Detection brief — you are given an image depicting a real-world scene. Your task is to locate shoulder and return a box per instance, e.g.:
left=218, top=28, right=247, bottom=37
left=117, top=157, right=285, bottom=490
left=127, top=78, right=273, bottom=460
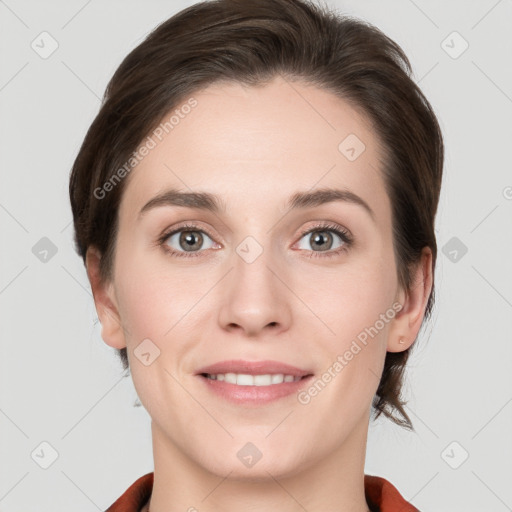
left=364, top=474, right=420, bottom=512
left=105, top=472, right=154, bottom=512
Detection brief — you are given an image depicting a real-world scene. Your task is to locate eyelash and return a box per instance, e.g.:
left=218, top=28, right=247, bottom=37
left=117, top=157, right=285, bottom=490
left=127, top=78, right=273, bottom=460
left=157, top=222, right=353, bottom=260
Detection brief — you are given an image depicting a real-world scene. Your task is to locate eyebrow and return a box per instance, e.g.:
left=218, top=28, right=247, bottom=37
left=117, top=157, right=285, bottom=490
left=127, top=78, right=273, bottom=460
left=138, top=187, right=375, bottom=221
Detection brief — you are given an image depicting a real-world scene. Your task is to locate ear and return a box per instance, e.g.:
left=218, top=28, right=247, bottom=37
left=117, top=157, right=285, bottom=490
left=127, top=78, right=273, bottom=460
left=86, top=246, right=127, bottom=350
left=387, top=246, right=433, bottom=353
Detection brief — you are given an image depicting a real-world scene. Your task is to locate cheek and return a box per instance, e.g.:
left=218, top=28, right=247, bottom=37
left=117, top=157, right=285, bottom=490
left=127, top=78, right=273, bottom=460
left=297, top=258, right=396, bottom=344
left=117, top=267, right=199, bottom=342
left=304, top=269, right=394, bottom=399
left=113, top=255, right=205, bottom=410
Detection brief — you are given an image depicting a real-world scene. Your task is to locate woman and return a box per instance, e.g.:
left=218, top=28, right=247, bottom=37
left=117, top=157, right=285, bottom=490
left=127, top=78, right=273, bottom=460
left=68, top=0, right=444, bottom=510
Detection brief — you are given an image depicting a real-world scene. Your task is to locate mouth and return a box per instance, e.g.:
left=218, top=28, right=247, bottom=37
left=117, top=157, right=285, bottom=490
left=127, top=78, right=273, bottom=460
left=199, top=372, right=311, bottom=386
left=195, top=359, right=313, bottom=379
left=195, top=360, right=314, bottom=405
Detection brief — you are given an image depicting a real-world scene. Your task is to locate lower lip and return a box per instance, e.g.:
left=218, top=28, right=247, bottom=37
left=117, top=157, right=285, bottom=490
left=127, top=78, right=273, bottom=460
left=197, top=374, right=314, bottom=405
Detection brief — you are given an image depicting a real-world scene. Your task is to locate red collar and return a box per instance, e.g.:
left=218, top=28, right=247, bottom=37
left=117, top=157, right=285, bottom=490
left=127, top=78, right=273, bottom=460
left=106, top=472, right=419, bottom=511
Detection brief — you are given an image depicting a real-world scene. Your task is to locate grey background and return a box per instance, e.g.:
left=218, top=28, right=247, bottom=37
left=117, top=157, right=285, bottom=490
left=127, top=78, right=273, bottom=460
left=1, top=0, right=511, bottom=510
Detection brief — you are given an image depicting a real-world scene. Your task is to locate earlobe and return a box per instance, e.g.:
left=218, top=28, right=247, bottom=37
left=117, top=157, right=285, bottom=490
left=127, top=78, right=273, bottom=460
left=387, top=247, right=433, bottom=353
left=85, top=246, right=127, bottom=350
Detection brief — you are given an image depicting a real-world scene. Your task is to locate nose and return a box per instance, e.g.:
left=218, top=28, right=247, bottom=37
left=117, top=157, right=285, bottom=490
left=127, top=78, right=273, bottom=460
left=217, top=242, right=292, bottom=337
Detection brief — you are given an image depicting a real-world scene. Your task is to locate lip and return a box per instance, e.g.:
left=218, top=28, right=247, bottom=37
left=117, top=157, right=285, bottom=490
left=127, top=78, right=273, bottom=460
left=195, top=359, right=314, bottom=406
left=195, top=359, right=312, bottom=377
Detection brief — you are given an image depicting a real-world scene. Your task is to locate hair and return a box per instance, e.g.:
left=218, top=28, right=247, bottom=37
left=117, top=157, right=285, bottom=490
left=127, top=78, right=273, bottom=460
left=69, top=0, right=444, bottom=430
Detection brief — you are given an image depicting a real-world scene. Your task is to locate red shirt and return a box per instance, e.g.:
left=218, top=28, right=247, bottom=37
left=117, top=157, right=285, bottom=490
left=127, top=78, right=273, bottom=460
left=105, top=472, right=420, bottom=511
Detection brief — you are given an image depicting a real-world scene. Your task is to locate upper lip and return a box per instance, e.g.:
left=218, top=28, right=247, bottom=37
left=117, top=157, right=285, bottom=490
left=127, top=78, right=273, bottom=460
left=196, top=359, right=313, bottom=377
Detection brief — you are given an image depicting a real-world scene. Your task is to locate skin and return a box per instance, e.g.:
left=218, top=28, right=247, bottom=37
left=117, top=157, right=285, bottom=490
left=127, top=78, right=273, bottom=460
left=86, top=75, right=432, bottom=512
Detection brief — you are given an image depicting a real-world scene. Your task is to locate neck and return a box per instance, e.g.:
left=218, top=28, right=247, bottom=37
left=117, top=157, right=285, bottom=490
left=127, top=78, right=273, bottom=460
left=145, top=412, right=373, bottom=512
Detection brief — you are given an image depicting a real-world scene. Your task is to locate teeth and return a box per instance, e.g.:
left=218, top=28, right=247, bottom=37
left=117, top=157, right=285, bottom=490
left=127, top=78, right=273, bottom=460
left=205, top=373, right=302, bottom=385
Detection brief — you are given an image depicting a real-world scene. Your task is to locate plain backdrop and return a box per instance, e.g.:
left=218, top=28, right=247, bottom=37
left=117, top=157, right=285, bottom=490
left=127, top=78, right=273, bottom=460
left=1, top=1, right=511, bottom=511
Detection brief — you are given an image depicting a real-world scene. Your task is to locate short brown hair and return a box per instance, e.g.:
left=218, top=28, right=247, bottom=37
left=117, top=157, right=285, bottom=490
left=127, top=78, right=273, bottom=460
left=69, top=0, right=444, bottom=430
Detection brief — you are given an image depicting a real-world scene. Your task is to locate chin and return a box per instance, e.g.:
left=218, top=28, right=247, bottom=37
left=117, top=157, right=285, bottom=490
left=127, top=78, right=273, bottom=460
left=197, top=446, right=306, bottom=482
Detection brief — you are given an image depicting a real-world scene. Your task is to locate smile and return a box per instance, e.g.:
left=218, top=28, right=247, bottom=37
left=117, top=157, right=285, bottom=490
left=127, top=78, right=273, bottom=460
left=203, top=373, right=304, bottom=385
left=198, top=373, right=314, bottom=406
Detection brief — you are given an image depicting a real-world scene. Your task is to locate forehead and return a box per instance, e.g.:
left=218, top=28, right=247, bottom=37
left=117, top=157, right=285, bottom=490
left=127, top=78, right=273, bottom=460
left=119, top=76, right=388, bottom=220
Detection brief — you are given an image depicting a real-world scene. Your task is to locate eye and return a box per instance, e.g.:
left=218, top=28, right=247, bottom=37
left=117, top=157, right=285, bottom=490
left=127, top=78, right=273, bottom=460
left=295, top=222, right=353, bottom=258
left=159, top=224, right=219, bottom=258
left=158, top=221, right=353, bottom=260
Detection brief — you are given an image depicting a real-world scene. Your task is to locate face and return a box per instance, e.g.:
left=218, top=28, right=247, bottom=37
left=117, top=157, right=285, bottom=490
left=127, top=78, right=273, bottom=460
left=92, top=76, right=420, bottom=479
